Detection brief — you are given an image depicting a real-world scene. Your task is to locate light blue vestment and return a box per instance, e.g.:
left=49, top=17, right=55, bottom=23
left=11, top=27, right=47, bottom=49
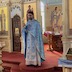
left=22, top=19, right=45, bottom=65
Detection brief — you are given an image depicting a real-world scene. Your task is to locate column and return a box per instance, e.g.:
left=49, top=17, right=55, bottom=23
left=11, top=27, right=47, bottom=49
left=0, top=49, right=3, bottom=72
left=7, top=1, right=13, bottom=52
left=0, top=42, right=5, bottom=72
left=63, top=67, right=72, bottom=72
left=62, top=0, right=70, bottom=59
left=36, top=0, right=42, bottom=25
left=61, top=0, right=72, bottom=71
left=21, top=1, right=24, bottom=54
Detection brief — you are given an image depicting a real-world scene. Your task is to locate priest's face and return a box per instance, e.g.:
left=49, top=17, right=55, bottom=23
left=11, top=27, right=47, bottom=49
left=28, top=13, right=34, bottom=20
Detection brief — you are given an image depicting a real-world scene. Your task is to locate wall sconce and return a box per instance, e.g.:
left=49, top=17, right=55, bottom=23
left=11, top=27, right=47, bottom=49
left=46, top=3, right=48, bottom=9
left=46, top=0, right=49, bottom=9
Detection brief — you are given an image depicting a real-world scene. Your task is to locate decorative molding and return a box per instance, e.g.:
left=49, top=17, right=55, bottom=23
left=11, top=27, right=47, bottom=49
left=0, top=3, right=7, bottom=7
left=24, top=0, right=36, bottom=3
left=11, top=5, right=21, bottom=18
left=0, top=0, right=23, bottom=7
left=0, top=0, right=8, bottom=7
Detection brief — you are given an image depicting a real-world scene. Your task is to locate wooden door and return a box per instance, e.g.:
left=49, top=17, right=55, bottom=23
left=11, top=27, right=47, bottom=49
left=12, top=15, right=21, bottom=52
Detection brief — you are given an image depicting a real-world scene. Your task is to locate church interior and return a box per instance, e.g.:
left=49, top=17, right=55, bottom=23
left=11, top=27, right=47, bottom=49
left=0, top=0, right=72, bottom=72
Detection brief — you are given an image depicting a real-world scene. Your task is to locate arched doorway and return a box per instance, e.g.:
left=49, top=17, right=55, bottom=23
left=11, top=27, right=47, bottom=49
left=12, top=15, right=21, bottom=52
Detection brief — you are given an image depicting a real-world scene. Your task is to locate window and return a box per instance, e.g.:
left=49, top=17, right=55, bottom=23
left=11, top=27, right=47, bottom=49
left=40, top=1, right=45, bottom=34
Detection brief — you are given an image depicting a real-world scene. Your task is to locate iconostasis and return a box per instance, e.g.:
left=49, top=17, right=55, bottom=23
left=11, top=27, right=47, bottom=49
left=0, top=7, right=8, bottom=34
left=67, top=0, right=72, bottom=35
left=45, top=5, right=62, bottom=34
left=24, top=2, right=37, bottom=23
left=69, top=0, right=72, bottom=29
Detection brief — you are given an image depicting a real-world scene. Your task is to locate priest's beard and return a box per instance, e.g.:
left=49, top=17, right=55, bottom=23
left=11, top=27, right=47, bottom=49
left=29, top=18, right=33, bottom=20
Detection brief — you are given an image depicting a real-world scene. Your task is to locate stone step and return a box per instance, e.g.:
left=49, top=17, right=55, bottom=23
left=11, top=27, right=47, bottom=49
left=2, top=51, right=24, bottom=64
left=54, top=67, right=62, bottom=72
left=2, top=62, right=20, bottom=72
left=11, top=66, right=21, bottom=72
left=3, top=60, right=20, bottom=65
